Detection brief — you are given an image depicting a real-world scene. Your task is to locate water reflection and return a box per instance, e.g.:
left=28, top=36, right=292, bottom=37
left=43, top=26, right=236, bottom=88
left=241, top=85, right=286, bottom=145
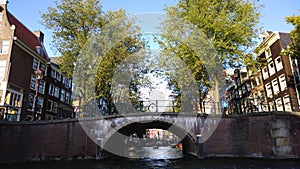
left=2, top=147, right=300, bottom=169
left=126, top=146, right=183, bottom=159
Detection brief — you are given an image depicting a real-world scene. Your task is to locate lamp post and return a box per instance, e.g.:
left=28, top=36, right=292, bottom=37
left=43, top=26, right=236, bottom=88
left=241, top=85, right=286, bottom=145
left=32, top=68, right=43, bottom=121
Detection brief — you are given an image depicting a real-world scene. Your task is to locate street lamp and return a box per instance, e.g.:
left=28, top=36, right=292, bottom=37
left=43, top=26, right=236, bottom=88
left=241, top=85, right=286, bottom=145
left=32, top=68, right=43, bottom=121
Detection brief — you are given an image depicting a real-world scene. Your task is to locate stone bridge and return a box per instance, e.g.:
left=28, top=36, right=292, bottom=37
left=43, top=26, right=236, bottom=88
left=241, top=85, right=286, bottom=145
left=0, top=112, right=300, bottom=163
left=78, top=112, right=220, bottom=157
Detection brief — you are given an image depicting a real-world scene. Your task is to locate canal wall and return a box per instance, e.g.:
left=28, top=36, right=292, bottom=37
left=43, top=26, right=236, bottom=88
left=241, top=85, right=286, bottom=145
left=0, top=120, right=96, bottom=163
left=198, top=112, right=300, bottom=159
left=0, top=112, right=299, bottom=163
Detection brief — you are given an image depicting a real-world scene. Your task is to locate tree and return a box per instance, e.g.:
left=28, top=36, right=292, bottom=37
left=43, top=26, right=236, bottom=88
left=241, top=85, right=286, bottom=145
left=41, top=0, right=107, bottom=78
left=42, top=0, right=146, bottom=115
left=157, top=0, right=261, bottom=112
left=285, top=14, right=300, bottom=59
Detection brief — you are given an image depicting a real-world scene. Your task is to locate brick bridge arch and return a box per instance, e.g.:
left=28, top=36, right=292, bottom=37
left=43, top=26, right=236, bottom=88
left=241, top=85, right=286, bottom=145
left=78, top=113, right=218, bottom=156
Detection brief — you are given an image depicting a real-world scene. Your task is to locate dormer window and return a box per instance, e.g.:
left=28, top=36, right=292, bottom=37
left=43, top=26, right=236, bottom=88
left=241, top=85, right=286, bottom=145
left=265, top=48, right=272, bottom=58
left=36, top=46, right=43, bottom=56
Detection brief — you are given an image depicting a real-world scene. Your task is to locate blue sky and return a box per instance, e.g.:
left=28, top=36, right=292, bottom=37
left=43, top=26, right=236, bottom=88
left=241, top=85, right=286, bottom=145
left=7, top=0, right=300, bottom=57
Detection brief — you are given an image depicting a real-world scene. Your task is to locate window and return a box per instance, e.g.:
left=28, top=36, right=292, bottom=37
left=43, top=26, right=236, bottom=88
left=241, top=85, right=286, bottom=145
left=56, top=72, right=61, bottom=81
left=47, top=100, right=53, bottom=111
left=279, top=74, right=287, bottom=91
left=30, top=75, right=36, bottom=90
left=276, top=98, right=283, bottom=111
left=265, top=83, right=272, bottom=98
left=54, top=86, right=59, bottom=98
left=32, top=58, right=39, bottom=70
left=269, top=101, right=275, bottom=111
left=283, top=95, right=292, bottom=112
left=256, top=77, right=260, bottom=86
left=5, top=90, right=22, bottom=107
left=41, top=64, right=46, bottom=75
left=60, top=89, right=65, bottom=102
left=53, top=102, right=58, bottom=113
left=275, top=56, right=283, bottom=71
left=272, top=78, right=279, bottom=95
left=0, top=40, right=10, bottom=54
left=0, top=13, right=3, bottom=22
left=37, top=97, right=43, bottom=113
left=265, top=48, right=272, bottom=58
left=48, top=84, right=54, bottom=95
left=65, top=92, right=70, bottom=104
left=268, top=61, right=275, bottom=76
left=62, top=76, right=67, bottom=85
left=28, top=93, right=35, bottom=111
left=51, top=69, right=56, bottom=78
left=36, top=46, right=43, bottom=56
left=262, top=67, right=269, bottom=80
left=38, top=80, right=45, bottom=94
left=68, top=79, right=72, bottom=88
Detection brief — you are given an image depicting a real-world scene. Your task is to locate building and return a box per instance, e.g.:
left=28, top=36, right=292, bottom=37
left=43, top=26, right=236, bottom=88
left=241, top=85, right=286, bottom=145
left=257, top=31, right=297, bottom=112
left=226, top=68, right=266, bottom=114
left=0, top=1, right=73, bottom=121
left=227, top=31, right=298, bottom=114
left=44, top=57, right=73, bottom=120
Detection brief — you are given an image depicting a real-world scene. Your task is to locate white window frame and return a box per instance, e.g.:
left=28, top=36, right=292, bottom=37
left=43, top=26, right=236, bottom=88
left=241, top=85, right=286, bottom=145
left=275, top=56, right=283, bottom=71
left=60, top=89, right=65, bottom=102
left=48, top=84, right=54, bottom=96
left=276, top=98, right=283, bottom=111
left=28, top=93, right=35, bottom=111
left=65, top=92, right=70, bottom=104
left=54, top=86, right=60, bottom=98
left=32, top=58, right=39, bottom=70
left=38, top=80, right=45, bottom=94
left=268, top=61, right=275, bottom=76
left=265, top=83, right=272, bottom=98
left=56, top=72, right=61, bottom=81
left=30, top=75, right=37, bottom=90
left=283, top=95, right=292, bottom=112
left=279, top=74, right=287, bottom=91
left=0, top=40, right=10, bottom=54
left=262, top=67, right=269, bottom=80
left=265, top=48, right=272, bottom=58
left=272, top=78, right=279, bottom=95
left=51, top=69, right=56, bottom=78
left=37, top=97, right=44, bottom=113
left=53, top=102, right=58, bottom=113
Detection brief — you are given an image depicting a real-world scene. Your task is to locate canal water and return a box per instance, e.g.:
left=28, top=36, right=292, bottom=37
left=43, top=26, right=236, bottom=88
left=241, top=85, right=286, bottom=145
left=3, top=147, right=300, bottom=169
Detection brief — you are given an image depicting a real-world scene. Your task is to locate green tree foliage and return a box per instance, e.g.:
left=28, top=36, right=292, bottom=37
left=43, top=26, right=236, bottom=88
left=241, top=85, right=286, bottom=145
left=285, top=14, right=300, bottom=59
left=158, top=0, right=261, bottom=108
left=172, top=0, right=261, bottom=67
left=42, top=0, right=146, bottom=115
left=41, top=0, right=107, bottom=78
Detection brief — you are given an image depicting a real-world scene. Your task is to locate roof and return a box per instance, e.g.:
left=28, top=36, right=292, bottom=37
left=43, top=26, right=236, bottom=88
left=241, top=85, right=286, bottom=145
left=279, top=32, right=291, bottom=49
left=6, top=12, right=50, bottom=62
left=50, top=56, right=60, bottom=65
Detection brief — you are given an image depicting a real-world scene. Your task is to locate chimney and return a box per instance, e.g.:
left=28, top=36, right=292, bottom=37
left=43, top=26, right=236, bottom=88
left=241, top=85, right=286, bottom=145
left=34, top=30, right=44, bottom=43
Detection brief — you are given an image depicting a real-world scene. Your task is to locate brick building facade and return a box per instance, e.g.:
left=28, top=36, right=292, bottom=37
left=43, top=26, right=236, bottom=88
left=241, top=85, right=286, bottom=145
left=0, top=1, right=73, bottom=121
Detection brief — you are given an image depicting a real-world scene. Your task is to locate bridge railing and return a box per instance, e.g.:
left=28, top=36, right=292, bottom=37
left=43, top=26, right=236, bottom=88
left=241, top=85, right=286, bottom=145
left=79, top=99, right=226, bottom=117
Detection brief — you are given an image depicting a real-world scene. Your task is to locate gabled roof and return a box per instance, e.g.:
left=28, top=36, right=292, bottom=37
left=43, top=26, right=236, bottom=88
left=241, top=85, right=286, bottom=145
left=279, top=32, right=291, bottom=49
left=6, top=11, right=50, bottom=62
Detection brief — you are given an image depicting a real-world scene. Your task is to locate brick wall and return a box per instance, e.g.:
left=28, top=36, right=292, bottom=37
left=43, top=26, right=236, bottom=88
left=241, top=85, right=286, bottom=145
left=0, top=113, right=299, bottom=163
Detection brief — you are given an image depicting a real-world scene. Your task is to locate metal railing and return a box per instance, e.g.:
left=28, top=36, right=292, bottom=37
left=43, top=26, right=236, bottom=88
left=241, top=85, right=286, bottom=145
left=225, top=96, right=299, bottom=115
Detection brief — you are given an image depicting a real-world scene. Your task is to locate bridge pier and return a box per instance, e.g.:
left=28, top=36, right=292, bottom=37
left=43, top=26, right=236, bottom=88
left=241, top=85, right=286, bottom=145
left=196, top=135, right=204, bottom=159
left=96, top=138, right=103, bottom=160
